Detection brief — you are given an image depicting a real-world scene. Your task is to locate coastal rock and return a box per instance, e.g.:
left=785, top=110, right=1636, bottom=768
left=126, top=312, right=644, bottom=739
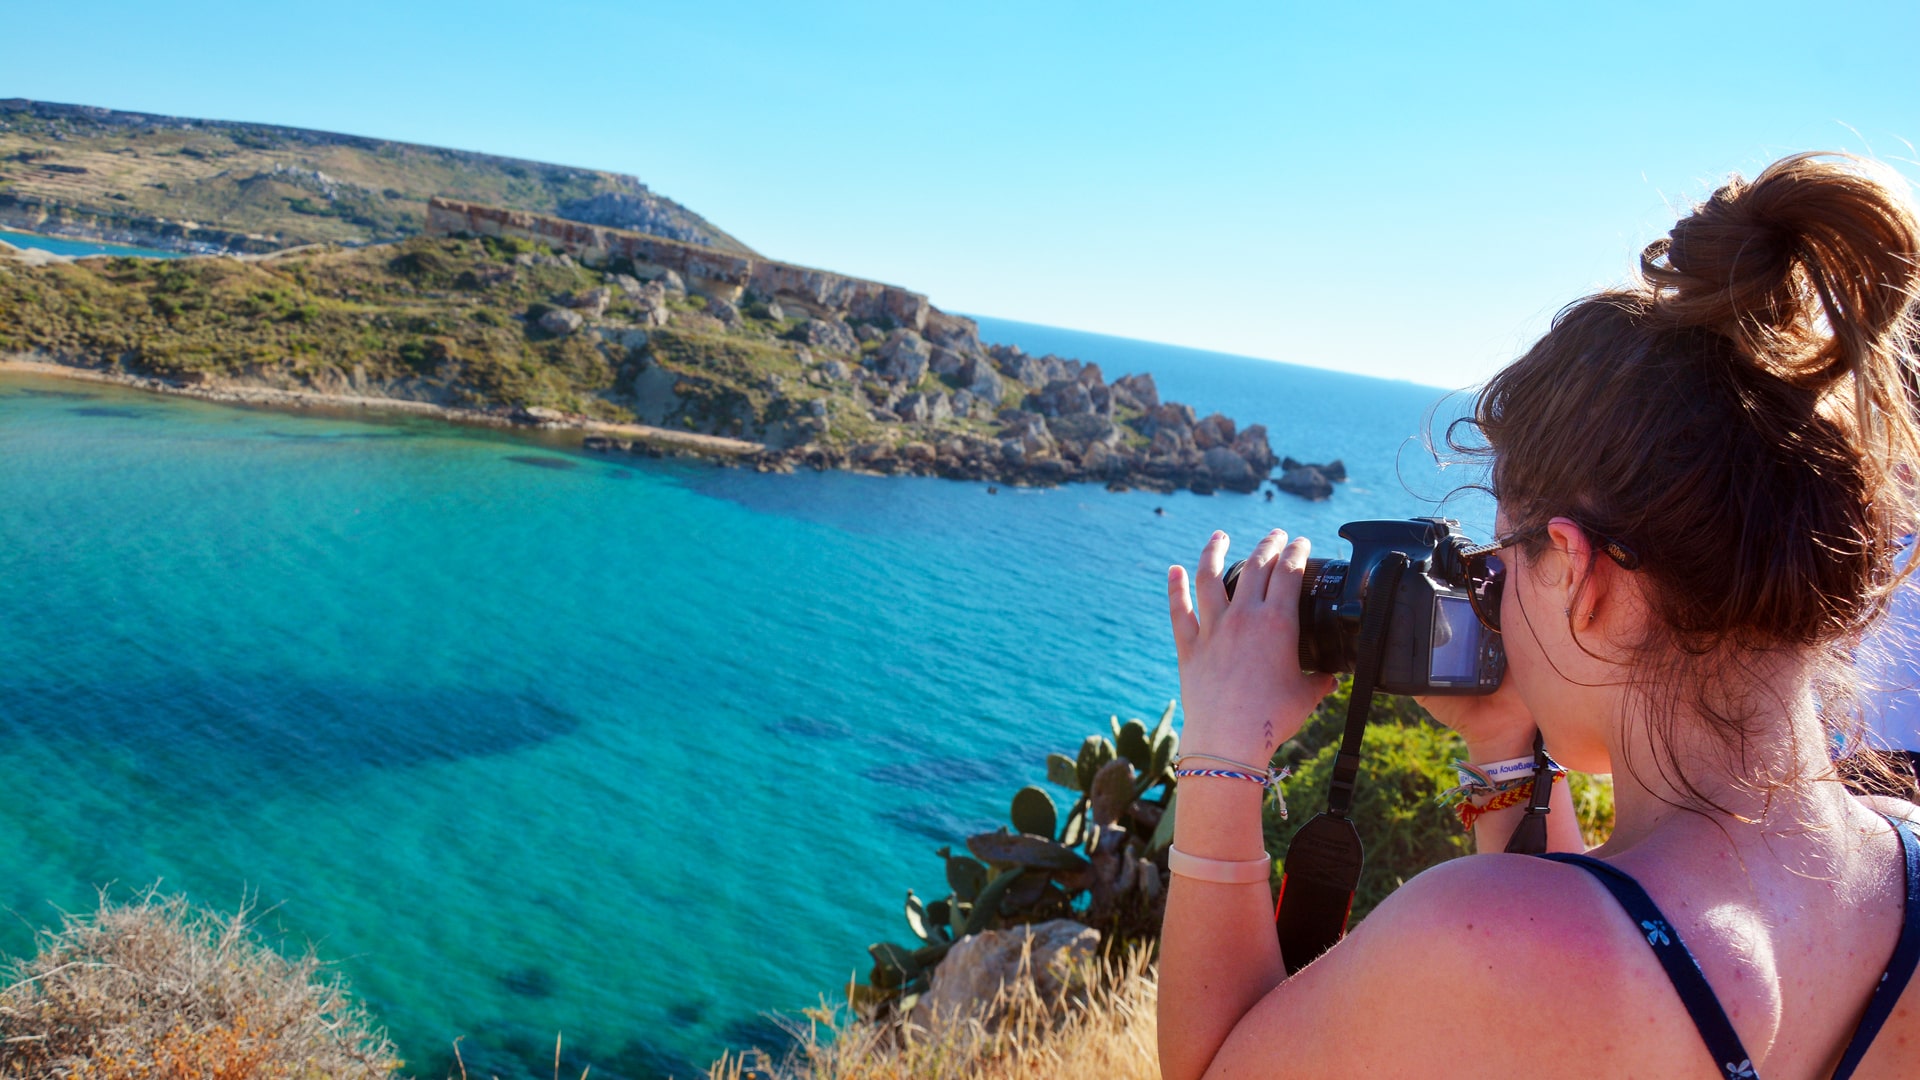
left=896, top=393, right=929, bottom=423
left=819, top=358, right=852, bottom=381
left=1203, top=446, right=1260, bottom=492
left=1112, top=372, right=1160, bottom=411
left=706, top=296, right=742, bottom=327
left=949, top=388, right=978, bottom=418
left=537, top=307, right=585, bottom=336
left=855, top=323, right=883, bottom=344
left=1275, top=465, right=1335, bottom=500
left=610, top=273, right=646, bottom=299
left=960, top=358, right=1006, bottom=405
left=1282, top=456, right=1347, bottom=482
left=660, top=269, right=687, bottom=294
left=1191, top=413, right=1236, bottom=450
left=800, top=318, right=859, bottom=355
left=1144, top=402, right=1197, bottom=438
left=924, top=310, right=987, bottom=362
left=876, top=329, right=932, bottom=383
left=911, top=920, right=1101, bottom=1032
left=1232, top=425, right=1279, bottom=477
left=1037, top=378, right=1094, bottom=417
left=764, top=300, right=786, bottom=322
left=1050, top=413, right=1121, bottom=449
left=929, top=345, right=968, bottom=378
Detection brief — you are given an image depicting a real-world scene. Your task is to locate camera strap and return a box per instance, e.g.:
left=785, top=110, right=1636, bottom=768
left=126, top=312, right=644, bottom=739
left=1502, top=730, right=1557, bottom=855
left=1273, top=551, right=1407, bottom=974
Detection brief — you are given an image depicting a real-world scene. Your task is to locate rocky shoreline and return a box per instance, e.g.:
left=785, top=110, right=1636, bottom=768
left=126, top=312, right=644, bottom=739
left=2, top=221, right=1347, bottom=499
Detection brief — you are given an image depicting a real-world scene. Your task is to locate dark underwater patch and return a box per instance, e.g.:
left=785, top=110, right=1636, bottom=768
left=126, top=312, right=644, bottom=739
left=883, top=804, right=999, bottom=844
left=68, top=406, right=145, bottom=419
left=15, top=388, right=97, bottom=400
left=505, top=455, right=580, bottom=471
left=861, top=756, right=999, bottom=787
left=764, top=715, right=852, bottom=740
left=0, top=677, right=582, bottom=792
left=498, top=966, right=556, bottom=999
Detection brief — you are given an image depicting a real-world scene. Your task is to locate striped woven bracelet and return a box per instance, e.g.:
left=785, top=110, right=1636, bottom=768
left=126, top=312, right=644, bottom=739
left=1172, top=766, right=1272, bottom=789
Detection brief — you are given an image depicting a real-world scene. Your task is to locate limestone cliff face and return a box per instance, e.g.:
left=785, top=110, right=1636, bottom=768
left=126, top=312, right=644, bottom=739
left=427, top=198, right=930, bottom=331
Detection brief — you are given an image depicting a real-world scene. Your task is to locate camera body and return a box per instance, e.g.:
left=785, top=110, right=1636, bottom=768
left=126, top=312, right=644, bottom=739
left=1225, top=517, right=1504, bottom=696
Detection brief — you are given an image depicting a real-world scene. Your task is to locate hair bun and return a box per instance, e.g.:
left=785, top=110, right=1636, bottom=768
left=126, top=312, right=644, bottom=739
left=1639, top=153, right=1919, bottom=388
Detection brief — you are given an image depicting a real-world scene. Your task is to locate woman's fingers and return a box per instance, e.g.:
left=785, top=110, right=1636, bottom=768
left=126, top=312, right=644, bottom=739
left=1194, top=531, right=1230, bottom=624
left=1237, top=528, right=1290, bottom=603
left=1167, top=565, right=1199, bottom=657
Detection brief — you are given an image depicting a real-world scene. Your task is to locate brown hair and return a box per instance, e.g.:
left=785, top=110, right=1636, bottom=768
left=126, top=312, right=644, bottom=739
left=1461, top=152, right=1920, bottom=805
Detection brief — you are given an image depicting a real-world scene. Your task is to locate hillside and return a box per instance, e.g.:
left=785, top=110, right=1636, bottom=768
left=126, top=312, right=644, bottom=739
left=0, top=99, right=753, bottom=256
left=0, top=228, right=1291, bottom=494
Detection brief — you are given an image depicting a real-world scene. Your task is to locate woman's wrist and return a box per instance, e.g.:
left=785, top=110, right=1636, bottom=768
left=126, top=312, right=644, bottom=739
left=1170, top=774, right=1268, bottom=862
left=1461, top=728, right=1540, bottom=765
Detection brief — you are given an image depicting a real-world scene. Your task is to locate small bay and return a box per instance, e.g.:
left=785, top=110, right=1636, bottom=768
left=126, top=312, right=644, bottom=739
left=0, top=324, right=1490, bottom=1077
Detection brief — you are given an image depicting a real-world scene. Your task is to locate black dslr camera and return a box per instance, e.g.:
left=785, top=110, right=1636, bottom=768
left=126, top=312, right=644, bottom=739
left=1224, top=517, right=1504, bottom=696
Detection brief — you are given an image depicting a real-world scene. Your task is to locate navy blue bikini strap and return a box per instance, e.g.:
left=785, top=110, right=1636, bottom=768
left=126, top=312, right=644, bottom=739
left=1539, top=852, right=1758, bottom=1079
left=1831, top=814, right=1920, bottom=1080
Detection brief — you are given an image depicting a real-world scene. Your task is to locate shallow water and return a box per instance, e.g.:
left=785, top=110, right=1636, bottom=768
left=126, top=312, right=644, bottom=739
left=0, top=324, right=1491, bottom=1077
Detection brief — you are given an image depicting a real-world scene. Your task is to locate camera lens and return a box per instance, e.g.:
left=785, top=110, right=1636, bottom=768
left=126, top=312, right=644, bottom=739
left=1221, top=556, right=1347, bottom=673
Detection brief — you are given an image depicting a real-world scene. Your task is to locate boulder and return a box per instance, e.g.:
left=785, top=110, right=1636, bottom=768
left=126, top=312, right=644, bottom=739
left=661, top=269, right=687, bottom=294
left=960, top=357, right=1006, bottom=405
left=855, top=323, right=884, bottom=343
left=949, top=388, right=978, bottom=418
left=800, top=318, right=859, bottom=355
left=764, top=300, right=786, bottom=322
left=1112, top=372, right=1160, bottom=411
left=1036, top=378, right=1094, bottom=417
left=1077, top=362, right=1104, bottom=388
left=930, top=345, right=968, bottom=377
left=1191, top=413, right=1236, bottom=450
left=1275, top=465, right=1335, bottom=500
left=911, top=920, right=1101, bottom=1032
left=537, top=307, right=585, bottom=336
left=1144, top=402, right=1198, bottom=437
left=610, top=273, right=646, bottom=299
left=1232, top=425, right=1280, bottom=477
left=1282, top=456, right=1347, bottom=482
left=1050, top=413, right=1121, bottom=449
left=924, top=310, right=987, bottom=362
left=895, top=394, right=930, bottom=423
left=1203, top=446, right=1260, bottom=492
left=564, top=287, right=612, bottom=317
left=706, top=297, right=741, bottom=327
left=876, top=329, right=932, bottom=383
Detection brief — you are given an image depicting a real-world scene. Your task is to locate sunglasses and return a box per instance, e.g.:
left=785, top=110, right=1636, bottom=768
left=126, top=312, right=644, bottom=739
left=1460, top=523, right=1641, bottom=634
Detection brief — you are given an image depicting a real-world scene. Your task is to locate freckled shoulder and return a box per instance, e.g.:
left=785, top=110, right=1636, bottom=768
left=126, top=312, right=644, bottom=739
left=1209, top=854, right=1658, bottom=1077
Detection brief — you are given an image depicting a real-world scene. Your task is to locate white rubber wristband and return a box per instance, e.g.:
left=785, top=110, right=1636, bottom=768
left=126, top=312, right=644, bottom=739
left=1168, top=846, right=1273, bottom=884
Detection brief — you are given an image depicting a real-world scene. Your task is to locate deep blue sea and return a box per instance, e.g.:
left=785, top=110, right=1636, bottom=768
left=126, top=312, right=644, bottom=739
left=0, top=306, right=1491, bottom=1076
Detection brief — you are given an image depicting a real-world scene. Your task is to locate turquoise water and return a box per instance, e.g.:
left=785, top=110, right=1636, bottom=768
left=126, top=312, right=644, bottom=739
left=0, top=227, right=184, bottom=259
left=0, top=327, right=1490, bottom=1077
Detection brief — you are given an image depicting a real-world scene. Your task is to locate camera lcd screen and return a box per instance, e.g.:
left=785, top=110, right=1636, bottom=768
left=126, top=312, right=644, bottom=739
left=1429, top=595, right=1483, bottom=684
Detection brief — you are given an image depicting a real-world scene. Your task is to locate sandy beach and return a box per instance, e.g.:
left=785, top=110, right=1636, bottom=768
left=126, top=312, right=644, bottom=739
left=0, top=356, right=763, bottom=457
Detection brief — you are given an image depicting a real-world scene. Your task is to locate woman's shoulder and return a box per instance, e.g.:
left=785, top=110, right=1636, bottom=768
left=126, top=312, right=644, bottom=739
left=1215, top=853, right=1668, bottom=1076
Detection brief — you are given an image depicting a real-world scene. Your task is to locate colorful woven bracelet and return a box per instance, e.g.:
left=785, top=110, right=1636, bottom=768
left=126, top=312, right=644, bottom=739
left=1455, top=780, right=1535, bottom=832
left=1172, top=766, right=1272, bottom=789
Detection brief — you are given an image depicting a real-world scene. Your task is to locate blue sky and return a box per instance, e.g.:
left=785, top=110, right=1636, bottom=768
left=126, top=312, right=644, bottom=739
left=8, top=1, right=1917, bottom=386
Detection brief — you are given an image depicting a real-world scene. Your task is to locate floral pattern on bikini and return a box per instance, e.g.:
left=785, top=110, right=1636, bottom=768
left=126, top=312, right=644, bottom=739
left=1640, top=918, right=1672, bottom=947
left=1724, top=1060, right=1755, bottom=1078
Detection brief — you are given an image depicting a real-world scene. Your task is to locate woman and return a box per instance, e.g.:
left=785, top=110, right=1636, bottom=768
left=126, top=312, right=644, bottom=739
left=1158, top=153, right=1920, bottom=1079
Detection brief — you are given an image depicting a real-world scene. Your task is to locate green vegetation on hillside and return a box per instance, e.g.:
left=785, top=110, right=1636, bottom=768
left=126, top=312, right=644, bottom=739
left=0, top=99, right=754, bottom=255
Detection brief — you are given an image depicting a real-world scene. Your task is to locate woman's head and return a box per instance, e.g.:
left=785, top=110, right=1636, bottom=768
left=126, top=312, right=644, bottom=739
left=1464, top=153, right=1920, bottom=793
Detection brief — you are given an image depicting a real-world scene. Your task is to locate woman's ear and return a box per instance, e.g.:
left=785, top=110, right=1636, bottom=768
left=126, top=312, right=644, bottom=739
left=1544, top=517, right=1608, bottom=624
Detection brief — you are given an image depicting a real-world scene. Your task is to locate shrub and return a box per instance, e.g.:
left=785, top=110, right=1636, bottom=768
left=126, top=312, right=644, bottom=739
left=0, top=889, right=398, bottom=1078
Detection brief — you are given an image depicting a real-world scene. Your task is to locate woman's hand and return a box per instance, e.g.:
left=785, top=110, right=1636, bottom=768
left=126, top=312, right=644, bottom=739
left=1168, top=529, right=1336, bottom=765
left=1415, top=679, right=1537, bottom=761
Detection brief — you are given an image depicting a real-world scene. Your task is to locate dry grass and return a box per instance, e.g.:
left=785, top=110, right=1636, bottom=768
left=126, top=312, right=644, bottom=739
left=0, top=889, right=398, bottom=1079
left=709, top=947, right=1159, bottom=1080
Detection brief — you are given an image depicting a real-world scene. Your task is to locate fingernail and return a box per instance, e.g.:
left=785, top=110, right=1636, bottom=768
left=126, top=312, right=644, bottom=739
left=1212, top=530, right=1226, bottom=541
